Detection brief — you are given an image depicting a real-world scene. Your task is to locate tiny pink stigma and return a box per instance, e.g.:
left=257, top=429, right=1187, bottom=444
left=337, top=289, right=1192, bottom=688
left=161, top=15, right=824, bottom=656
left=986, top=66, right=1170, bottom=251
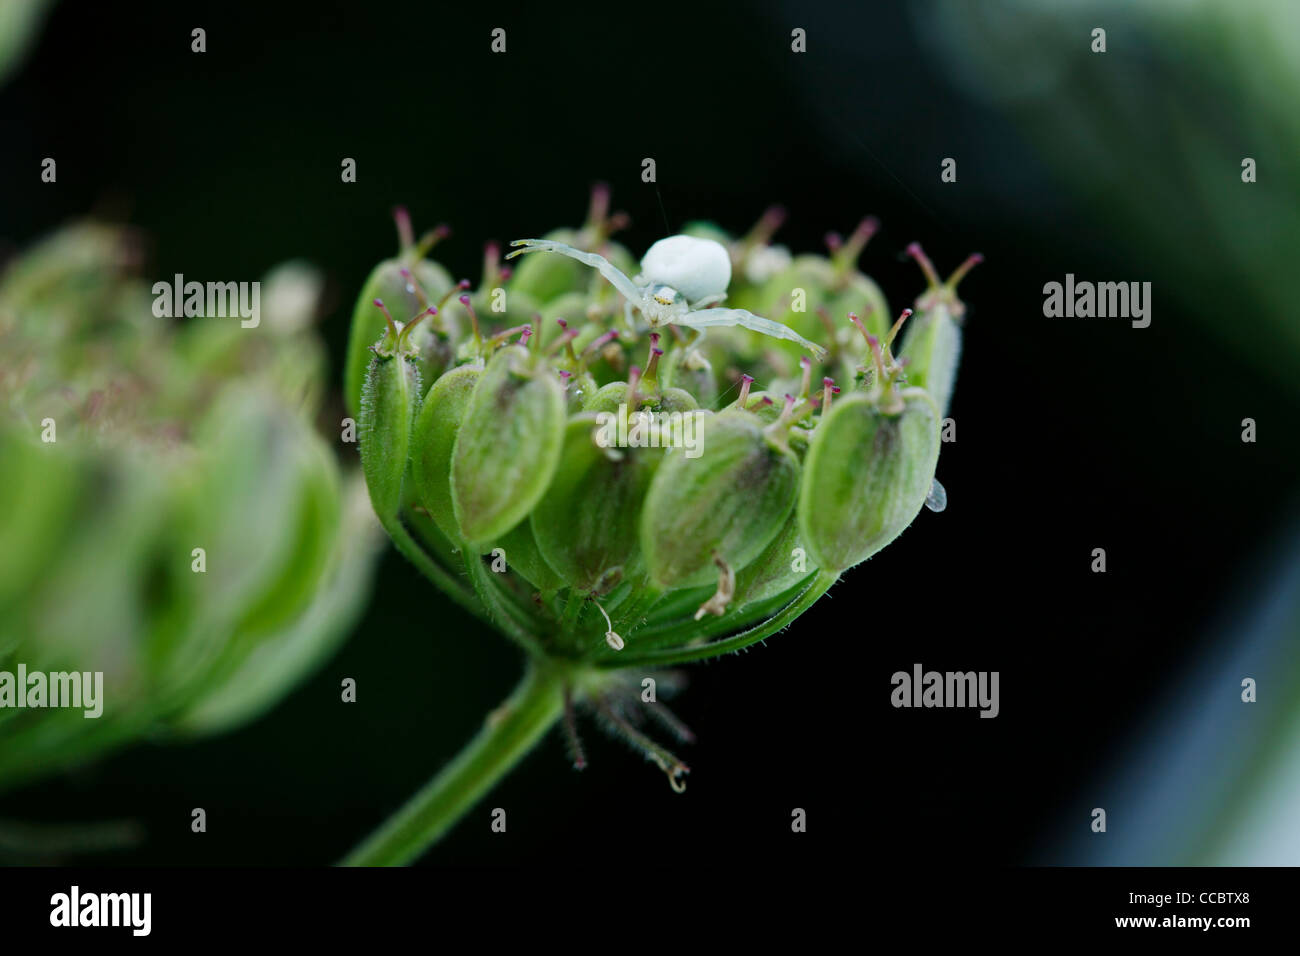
left=821, top=376, right=840, bottom=413
left=840, top=216, right=879, bottom=263
left=458, top=294, right=481, bottom=342
left=499, top=267, right=513, bottom=282
left=413, top=222, right=451, bottom=259
left=606, top=211, right=631, bottom=234
left=545, top=326, right=580, bottom=357
left=865, top=334, right=887, bottom=381
left=645, top=347, right=664, bottom=381
left=373, top=298, right=397, bottom=336
left=393, top=206, right=414, bottom=250
left=824, top=231, right=843, bottom=253
left=518, top=325, right=533, bottom=346
left=556, top=318, right=568, bottom=331
left=588, top=181, right=611, bottom=224
left=906, top=242, right=942, bottom=289
left=759, top=395, right=775, bottom=407
left=457, top=278, right=472, bottom=290
left=761, top=204, right=786, bottom=234
left=886, top=308, right=914, bottom=348
left=396, top=305, right=436, bottom=345
left=737, top=373, right=755, bottom=407
left=848, top=311, right=872, bottom=346
left=644, top=332, right=662, bottom=368
left=399, top=266, right=430, bottom=306
left=946, top=252, right=984, bottom=289
left=581, top=328, right=620, bottom=359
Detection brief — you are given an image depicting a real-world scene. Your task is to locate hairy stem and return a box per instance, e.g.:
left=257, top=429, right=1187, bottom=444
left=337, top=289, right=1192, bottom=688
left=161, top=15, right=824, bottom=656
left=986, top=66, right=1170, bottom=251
left=340, top=661, right=565, bottom=866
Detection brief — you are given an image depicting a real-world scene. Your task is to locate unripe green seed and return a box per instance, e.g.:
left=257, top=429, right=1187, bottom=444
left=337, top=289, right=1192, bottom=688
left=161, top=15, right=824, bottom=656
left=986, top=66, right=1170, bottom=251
left=410, top=363, right=482, bottom=543
left=656, top=387, right=698, bottom=413
left=531, top=414, right=659, bottom=592
left=640, top=410, right=799, bottom=590
left=359, top=343, right=423, bottom=522
left=582, top=381, right=634, bottom=415
left=346, top=259, right=450, bottom=418
left=897, top=244, right=982, bottom=417
left=798, top=388, right=939, bottom=573
left=898, top=305, right=960, bottom=416
left=730, top=512, right=814, bottom=609
left=451, top=345, right=566, bottom=548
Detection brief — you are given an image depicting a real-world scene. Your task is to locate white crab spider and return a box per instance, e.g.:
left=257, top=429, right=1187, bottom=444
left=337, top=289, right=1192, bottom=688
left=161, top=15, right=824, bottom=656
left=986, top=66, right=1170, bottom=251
left=505, top=234, right=826, bottom=359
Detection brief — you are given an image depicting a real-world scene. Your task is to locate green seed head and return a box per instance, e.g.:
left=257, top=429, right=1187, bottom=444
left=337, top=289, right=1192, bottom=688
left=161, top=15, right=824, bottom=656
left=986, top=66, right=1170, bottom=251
left=345, top=197, right=970, bottom=709
left=897, top=242, right=982, bottom=416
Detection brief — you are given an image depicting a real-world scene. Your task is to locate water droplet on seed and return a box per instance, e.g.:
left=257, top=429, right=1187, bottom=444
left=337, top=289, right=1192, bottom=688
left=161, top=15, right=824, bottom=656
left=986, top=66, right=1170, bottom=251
left=925, top=478, right=947, bottom=513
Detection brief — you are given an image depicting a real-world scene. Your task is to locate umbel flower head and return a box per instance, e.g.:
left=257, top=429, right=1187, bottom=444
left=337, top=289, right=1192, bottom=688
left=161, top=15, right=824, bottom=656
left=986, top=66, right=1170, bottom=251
left=349, top=187, right=981, bottom=807
left=0, top=224, right=381, bottom=798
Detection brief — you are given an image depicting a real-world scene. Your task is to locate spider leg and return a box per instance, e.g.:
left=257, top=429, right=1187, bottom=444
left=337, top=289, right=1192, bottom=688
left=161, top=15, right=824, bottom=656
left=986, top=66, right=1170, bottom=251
left=689, top=293, right=727, bottom=309
left=675, top=308, right=827, bottom=360
left=506, top=239, right=644, bottom=304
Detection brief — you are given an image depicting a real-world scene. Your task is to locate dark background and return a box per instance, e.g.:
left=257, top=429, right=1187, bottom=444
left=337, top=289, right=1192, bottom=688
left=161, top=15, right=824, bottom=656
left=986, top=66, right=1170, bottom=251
left=1, top=0, right=1295, bottom=865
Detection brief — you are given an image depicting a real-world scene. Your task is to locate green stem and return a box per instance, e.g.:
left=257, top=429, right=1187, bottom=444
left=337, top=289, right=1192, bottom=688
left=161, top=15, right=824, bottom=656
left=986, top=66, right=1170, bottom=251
left=465, top=554, right=549, bottom=658
left=597, top=570, right=838, bottom=669
left=340, top=661, right=565, bottom=866
left=380, top=515, right=485, bottom=624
